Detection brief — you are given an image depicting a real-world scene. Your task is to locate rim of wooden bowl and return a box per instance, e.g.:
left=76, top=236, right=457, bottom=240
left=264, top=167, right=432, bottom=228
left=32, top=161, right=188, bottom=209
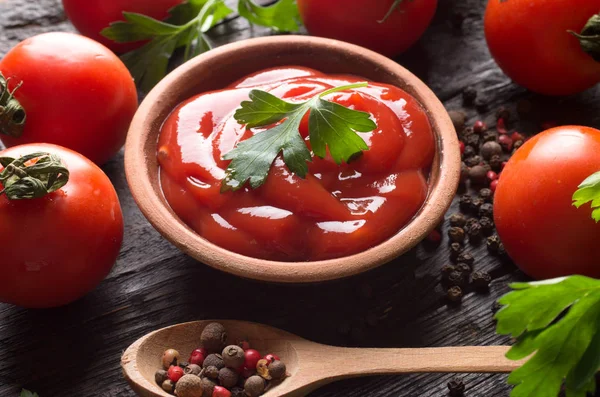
left=125, top=35, right=460, bottom=283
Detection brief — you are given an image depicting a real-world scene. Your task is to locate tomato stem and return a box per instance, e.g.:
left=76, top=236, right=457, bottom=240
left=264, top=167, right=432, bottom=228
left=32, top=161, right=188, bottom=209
left=569, top=14, right=600, bottom=62
left=379, top=0, right=411, bottom=24
left=0, top=72, right=26, bottom=138
left=0, top=152, right=69, bottom=200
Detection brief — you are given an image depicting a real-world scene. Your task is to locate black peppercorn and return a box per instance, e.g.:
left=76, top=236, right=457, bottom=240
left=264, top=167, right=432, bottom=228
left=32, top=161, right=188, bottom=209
left=441, top=264, right=457, bottom=280
left=460, top=162, right=469, bottom=184
left=465, top=133, right=480, bottom=148
left=456, top=252, right=475, bottom=266
left=449, top=110, right=467, bottom=132
left=487, top=234, right=501, bottom=254
left=460, top=126, right=475, bottom=140
left=447, top=286, right=463, bottom=302
left=462, top=87, right=477, bottom=105
left=231, top=388, right=246, bottom=397
left=496, top=107, right=511, bottom=123
left=482, top=130, right=499, bottom=143
left=448, top=376, right=466, bottom=396
left=489, top=154, right=503, bottom=172
left=456, top=262, right=472, bottom=274
left=479, top=188, right=493, bottom=203
left=469, top=197, right=484, bottom=214
left=498, top=242, right=507, bottom=256
left=465, top=217, right=478, bottom=230
left=458, top=194, right=472, bottom=212
left=472, top=271, right=492, bottom=289
left=449, top=213, right=467, bottom=227
left=449, top=242, right=463, bottom=262
left=244, top=375, right=266, bottom=397
left=201, top=323, right=227, bottom=353
left=222, top=345, right=245, bottom=370
left=204, top=365, right=219, bottom=379
left=162, top=379, right=175, bottom=394
left=465, top=155, right=482, bottom=167
left=448, top=227, right=466, bottom=243
left=155, top=369, right=169, bottom=386
left=469, top=166, right=487, bottom=185
left=479, top=216, right=494, bottom=236
left=462, top=145, right=476, bottom=159
left=480, top=141, right=503, bottom=160
left=514, top=139, right=524, bottom=151
left=475, top=97, right=489, bottom=113
left=479, top=203, right=493, bottom=218
left=467, top=221, right=482, bottom=242
left=219, top=367, right=239, bottom=389
left=447, top=271, right=466, bottom=288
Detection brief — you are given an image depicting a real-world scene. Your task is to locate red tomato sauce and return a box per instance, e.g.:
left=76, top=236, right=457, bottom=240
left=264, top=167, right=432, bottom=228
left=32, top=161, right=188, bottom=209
left=158, top=67, right=435, bottom=261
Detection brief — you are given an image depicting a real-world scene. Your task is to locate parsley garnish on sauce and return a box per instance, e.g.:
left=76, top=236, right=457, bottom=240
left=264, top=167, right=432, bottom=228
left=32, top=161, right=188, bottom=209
left=495, top=276, right=600, bottom=397
left=221, top=82, right=377, bottom=192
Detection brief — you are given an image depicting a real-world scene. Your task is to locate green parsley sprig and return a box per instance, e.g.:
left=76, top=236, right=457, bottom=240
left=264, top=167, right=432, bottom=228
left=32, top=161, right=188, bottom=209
left=221, top=82, right=376, bottom=191
left=573, top=171, right=600, bottom=222
left=495, top=275, right=600, bottom=397
left=101, top=0, right=300, bottom=93
left=20, top=390, right=39, bottom=397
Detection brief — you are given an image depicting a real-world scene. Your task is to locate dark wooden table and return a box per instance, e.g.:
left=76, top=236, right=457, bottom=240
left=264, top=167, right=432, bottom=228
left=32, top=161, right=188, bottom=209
left=1, top=1, right=600, bottom=396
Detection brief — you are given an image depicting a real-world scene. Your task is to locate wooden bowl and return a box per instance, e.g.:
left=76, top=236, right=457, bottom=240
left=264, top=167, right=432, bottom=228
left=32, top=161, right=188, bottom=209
left=125, top=35, right=460, bottom=283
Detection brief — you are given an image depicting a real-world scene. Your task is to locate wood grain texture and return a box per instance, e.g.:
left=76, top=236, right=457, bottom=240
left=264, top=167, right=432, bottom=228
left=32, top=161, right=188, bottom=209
left=0, top=0, right=599, bottom=396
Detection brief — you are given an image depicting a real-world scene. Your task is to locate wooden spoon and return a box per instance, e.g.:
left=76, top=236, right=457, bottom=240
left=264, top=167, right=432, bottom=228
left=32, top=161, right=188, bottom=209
left=122, top=320, right=520, bottom=397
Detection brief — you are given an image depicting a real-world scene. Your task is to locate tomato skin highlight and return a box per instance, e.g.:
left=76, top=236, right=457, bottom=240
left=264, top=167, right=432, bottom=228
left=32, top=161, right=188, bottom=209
left=297, top=0, right=438, bottom=57
left=0, top=144, right=124, bottom=308
left=158, top=66, right=434, bottom=261
left=494, top=126, right=600, bottom=279
left=484, top=0, right=600, bottom=96
left=62, top=0, right=184, bottom=53
left=0, top=32, right=138, bottom=165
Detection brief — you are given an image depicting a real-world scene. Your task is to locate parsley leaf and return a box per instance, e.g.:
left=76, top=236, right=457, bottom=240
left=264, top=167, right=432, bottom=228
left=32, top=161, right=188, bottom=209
left=20, top=390, right=39, bottom=397
left=222, top=82, right=376, bottom=191
left=238, top=0, right=301, bottom=32
left=101, top=0, right=232, bottom=92
left=495, top=276, right=600, bottom=397
left=573, top=171, right=600, bottom=222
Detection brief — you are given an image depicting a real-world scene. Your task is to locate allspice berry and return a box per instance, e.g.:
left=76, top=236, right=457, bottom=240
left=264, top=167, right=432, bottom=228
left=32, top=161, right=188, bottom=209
left=468, top=165, right=487, bottom=185
left=256, top=358, right=272, bottom=380
left=203, top=354, right=224, bottom=370
left=201, top=322, right=227, bottom=353
left=222, top=345, right=245, bottom=369
left=218, top=367, right=239, bottom=388
left=185, top=364, right=202, bottom=376
left=162, top=379, right=175, bottom=393
left=480, top=141, right=502, bottom=160
left=448, top=110, right=467, bottom=132
left=175, top=374, right=204, bottom=397
left=230, top=387, right=246, bottom=397
left=162, top=349, right=180, bottom=369
left=268, top=360, right=287, bottom=380
left=200, top=378, right=217, bottom=397
left=155, top=369, right=169, bottom=385
left=244, top=375, right=266, bottom=397
left=204, top=365, right=219, bottom=379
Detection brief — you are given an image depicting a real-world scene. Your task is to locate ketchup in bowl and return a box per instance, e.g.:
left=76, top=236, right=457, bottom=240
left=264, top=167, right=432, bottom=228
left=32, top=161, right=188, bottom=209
left=157, top=66, right=435, bottom=261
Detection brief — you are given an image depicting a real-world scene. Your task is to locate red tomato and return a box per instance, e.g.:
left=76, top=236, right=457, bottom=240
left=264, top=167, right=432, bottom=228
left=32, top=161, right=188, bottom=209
left=0, top=32, right=138, bottom=165
left=62, top=0, right=184, bottom=53
left=297, top=0, right=438, bottom=57
left=484, top=0, right=600, bottom=96
left=494, top=126, right=600, bottom=279
left=0, top=144, right=123, bottom=308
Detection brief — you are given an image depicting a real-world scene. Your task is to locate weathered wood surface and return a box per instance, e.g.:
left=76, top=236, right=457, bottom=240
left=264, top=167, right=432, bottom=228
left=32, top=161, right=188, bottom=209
left=0, top=0, right=599, bottom=396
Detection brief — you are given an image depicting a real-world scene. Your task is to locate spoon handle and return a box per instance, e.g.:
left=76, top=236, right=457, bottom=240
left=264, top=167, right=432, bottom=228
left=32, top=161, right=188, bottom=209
left=325, top=345, right=519, bottom=376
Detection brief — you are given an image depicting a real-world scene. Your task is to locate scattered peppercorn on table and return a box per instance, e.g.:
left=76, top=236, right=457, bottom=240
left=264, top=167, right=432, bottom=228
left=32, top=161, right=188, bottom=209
left=1, top=0, right=600, bottom=396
